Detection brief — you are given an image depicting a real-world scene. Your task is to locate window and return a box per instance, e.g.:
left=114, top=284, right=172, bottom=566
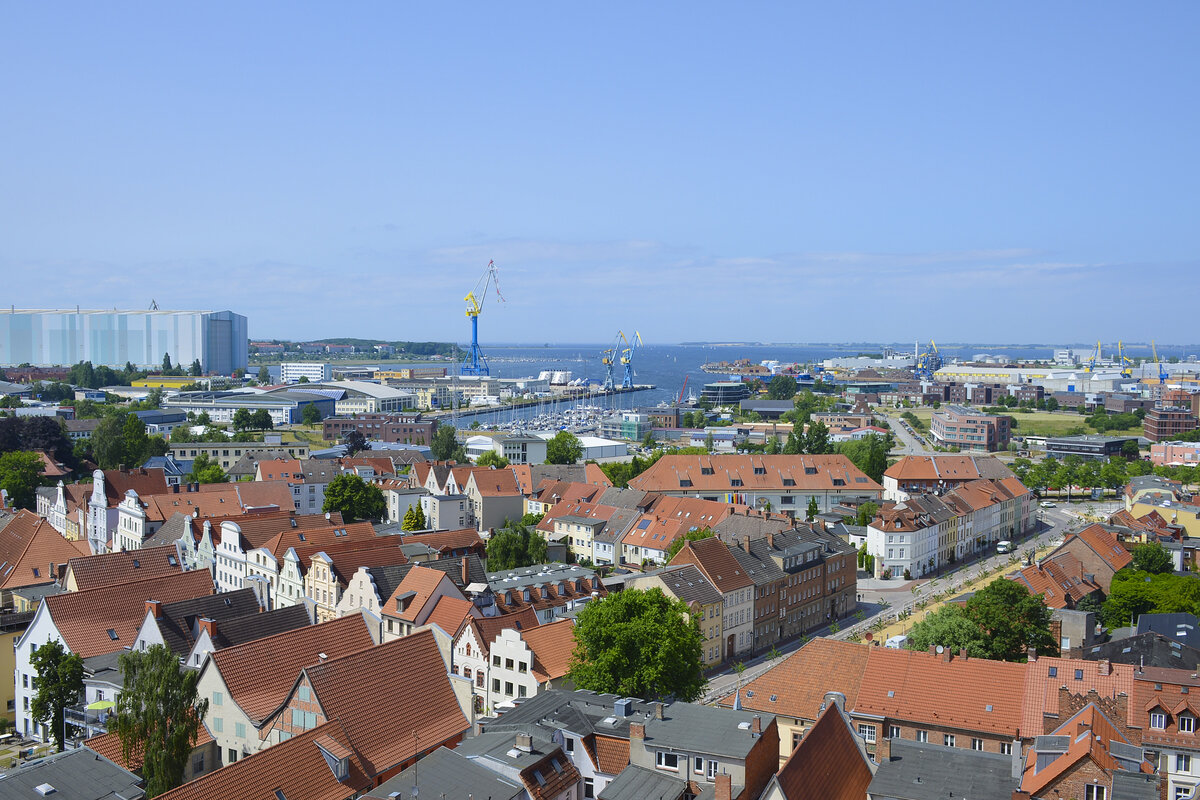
left=565, top=737, right=574, bottom=753
left=1180, top=715, right=1195, bottom=734
left=944, top=734, right=955, bottom=747
left=1048, top=666, right=1058, bottom=677
left=519, top=661, right=528, bottom=674
left=235, top=722, right=246, bottom=739
left=655, top=751, right=679, bottom=770
left=1000, top=742, right=1012, bottom=755
left=192, top=752, right=205, bottom=773
left=858, top=724, right=877, bottom=743
left=916, top=730, right=928, bottom=743
left=505, top=682, right=514, bottom=696
left=518, top=685, right=527, bottom=698
left=972, top=738, right=984, bottom=751
left=584, top=778, right=594, bottom=798
left=492, top=679, right=500, bottom=692
left=707, top=760, right=718, bottom=780
left=1151, top=712, right=1167, bottom=730
left=694, top=756, right=704, bottom=774
left=213, top=717, right=223, bottom=733
left=298, top=686, right=311, bottom=702
left=493, top=655, right=501, bottom=667
left=889, top=726, right=901, bottom=738
left=227, top=749, right=237, bottom=764
left=1075, top=669, right=1084, bottom=680
left=505, top=658, right=514, bottom=669
left=1177, top=753, right=1191, bottom=772
left=1084, top=786, right=1106, bottom=800
left=792, top=732, right=802, bottom=750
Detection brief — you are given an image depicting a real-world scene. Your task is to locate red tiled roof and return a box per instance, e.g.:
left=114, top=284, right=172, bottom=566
left=86, top=726, right=213, bottom=771
left=668, top=536, right=753, bottom=593
left=1068, top=523, right=1133, bottom=573
left=719, top=639, right=870, bottom=720
left=254, top=459, right=304, bottom=481
left=0, top=510, right=91, bottom=590
left=520, top=617, right=576, bottom=683
left=466, top=467, right=522, bottom=497
left=1020, top=657, right=1136, bottom=739
left=1134, top=667, right=1200, bottom=750
left=259, top=521, right=377, bottom=562
left=139, top=481, right=296, bottom=523
left=423, top=594, right=476, bottom=635
left=629, top=454, right=882, bottom=494
left=521, top=748, right=582, bottom=800
left=206, top=614, right=374, bottom=725
left=45, top=569, right=214, bottom=658
left=398, top=528, right=484, bottom=555
left=1020, top=704, right=1152, bottom=796
left=199, top=510, right=345, bottom=550
left=773, top=703, right=874, bottom=800
left=884, top=455, right=1015, bottom=483
left=591, top=734, right=629, bottom=775
left=463, top=606, right=541, bottom=652
left=66, top=544, right=182, bottom=591
left=313, top=540, right=409, bottom=586
left=302, top=629, right=469, bottom=778
left=384, top=565, right=452, bottom=623
left=156, top=721, right=370, bottom=800
left=855, top=648, right=1025, bottom=737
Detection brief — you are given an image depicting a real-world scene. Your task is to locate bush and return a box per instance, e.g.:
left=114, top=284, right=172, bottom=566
left=903, top=569, right=912, bottom=580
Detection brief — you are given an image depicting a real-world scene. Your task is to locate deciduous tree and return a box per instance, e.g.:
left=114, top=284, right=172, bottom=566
left=545, top=431, right=583, bottom=465
left=485, top=522, right=548, bottom=570
left=1131, top=541, right=1173, bottom=575
left=476, top=450, right=509, bottom=468
left=322, top=473, right=386, bottom=522
left=301, top=404, right=321, bottom=426
left=568, top=588, right=705, bottom=701
left=185, top=452, right=227, bottom=484
left=115, top=644, right=209, bottom=798
left=0, top=450, right=44, bottom=509
left=430, top=425, right=466, bottom=462
left=231, top=408, right=252, bottom=432
left=666, top=527, right=714, bottom=562
left=767, top=374, right=797, bottom=400
left=30, top=641, right=84, bottom=752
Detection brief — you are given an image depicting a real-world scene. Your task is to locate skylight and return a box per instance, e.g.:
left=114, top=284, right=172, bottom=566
left=107, top=629, right=119, bottom=640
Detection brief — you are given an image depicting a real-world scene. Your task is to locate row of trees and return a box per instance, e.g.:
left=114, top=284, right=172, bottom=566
left=231, top=407, right=274, bottom=432
left=1011, top=453, right=1195, bottom=498
left=31, top=640, right=207, bottom=798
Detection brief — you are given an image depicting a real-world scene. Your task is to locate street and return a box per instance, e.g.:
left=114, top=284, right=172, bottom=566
left=700, top=500, right=1119, bottom=703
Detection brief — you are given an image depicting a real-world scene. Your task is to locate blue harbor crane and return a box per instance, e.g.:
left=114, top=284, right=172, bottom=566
left=620, top=331, right=642, bottom=389
left=460, top=260, right=504, bottom=376
left=601, top=331, right=624, bottom=391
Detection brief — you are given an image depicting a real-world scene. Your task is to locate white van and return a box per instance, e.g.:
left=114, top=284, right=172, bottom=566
left=885, top=635, right=908, bottom=649
left=996, top=540, right=1013, bottom=554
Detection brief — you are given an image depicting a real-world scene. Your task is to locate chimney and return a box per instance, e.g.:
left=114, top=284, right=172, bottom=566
left=739, top=537, right=750, bottom=552
left=928, top=645, right=937, bottom=656
left=942, top=647, right=952, bottom=663
left=1098, top=659, right=1111, bottom=676
left=515, top=733, right=533, bottom=753
left=462, top=556, right=470, bottom=586
left=715, top=773, right=732, bottom=800
left=172, top=484, right=180, bottom=494
left=823, top=691, right=846, bottom=711
left=654, top=702, right=664, bottom=720
left=751, top=714, right=761, bottom=735
left=876, top=735, right=891, bottom=763
left=766, top=532, right=775, bottom=549
left=1010, top=741, right=1023, bottom=780
left=146, top=599, right=162, bottom=619
left=198, top=617, right=216, bottom=638
left=629, top=722, right=645, bottom=740
left=1027, top=647, right=1038, bottom=662
left=959, top=647, right=968, bottom=660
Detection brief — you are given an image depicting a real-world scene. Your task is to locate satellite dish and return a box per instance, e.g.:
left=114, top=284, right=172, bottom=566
left=935, top=645, right=945, bottom=654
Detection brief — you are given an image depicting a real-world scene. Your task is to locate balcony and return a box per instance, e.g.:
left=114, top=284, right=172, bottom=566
left=63, top=701, right=114, bottom=743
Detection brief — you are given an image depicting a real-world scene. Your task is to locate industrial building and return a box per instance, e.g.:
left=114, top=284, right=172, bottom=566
left=0, top=308, right=248, bottom=374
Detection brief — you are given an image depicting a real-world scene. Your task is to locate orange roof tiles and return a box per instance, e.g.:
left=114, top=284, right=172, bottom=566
left=884, top=455, right=1015, bottom=483
left=1134, top=667, right=1200, bottom=750
left=772, top=704, right=875, bottom=800
left=0, top=510, right=91, bottom=590
left=1068, top=523, right=1133, bottom=572
left=466, top=467, right=522, bottom=497
left=254, top=459, right=304, bottom=481
left=85, top=726, right=213, bottom=771
left=520, top=617, right=576, bottom=683
left=156, top=721, right=370, bottom=800
left=198, top=510, right=345, bottom=550
left=139, top=481, right=296, bottom=523
left=397, top=528, right=484, bottom=555
left=1020, top=704, right=1152, bottom=796
left=313, top=540, right=409, bottom=585
left=629, top=454, right=882, bottom=495
left=45, top=569, right=214, bottom=658
left=384, top=564, right=452, bottom=623
left=854, top=647, right=1025, bottom=737
left=207, top=614, right=374, bottom=725
left=464, top=607, right=541, bottom=654
left=423, top=594, right=476, bottom=635
left=591, top=734, right=629, bottom=774
left=301, top=628, right=469, bottom=778
left=720, top=639, right=870, bottom=719
left=668, top=535, right=753, bottom=593
left=65, top=544, right=182, bottom=591
left=259, top=521, right=377, bottom=562
left=1019, top=657, right=1135, bottom=738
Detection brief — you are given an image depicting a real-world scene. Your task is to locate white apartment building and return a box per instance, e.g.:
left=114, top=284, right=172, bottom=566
left=279, top=362, right=333, bottom=383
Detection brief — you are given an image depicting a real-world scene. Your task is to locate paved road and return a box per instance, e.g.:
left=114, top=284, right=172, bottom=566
left=879, top=412, right=933, bottom=456
left=700, top=501, right=1113, bottom=703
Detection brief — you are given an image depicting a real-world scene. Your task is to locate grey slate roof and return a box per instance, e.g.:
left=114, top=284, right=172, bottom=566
left=366, top=553, right=487, bottom=598
left=205, top=602, right=314, bottom=651
left=866, top=738, right=1017, bottom=800
left=1, top=747, right=145, bottom=800
left=1080, top=631, right=1200, bottom=671
left=142, top=512, right=193, bottom=549
left=599, top=764, right=687, bottom=800
left=153, top=588, right=264, bottom=654
left=1136, top=612, right=1200, bottom=650
left=655, top=564, right=722, bottom=606
left=1111, top=768, right=1163, bottom=800
left=487, top=563, right=599, bottom=592
left=363, top=746, right=520, bottom=800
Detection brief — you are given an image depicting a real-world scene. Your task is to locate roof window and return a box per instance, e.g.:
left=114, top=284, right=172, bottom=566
left=107, top=629, right=119, bottom=640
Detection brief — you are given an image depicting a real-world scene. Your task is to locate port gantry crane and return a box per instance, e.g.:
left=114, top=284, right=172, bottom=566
left=913, top=339, right=942, bottom=381
left=601, top=331, right=625, bottom=391
left=1083, top=341, right=1102, bottom=373
left=1116, top=341, right=1136, bottom=378
left=460, top=260, right=504, bottom=377
left=1152, top=340, right=1170, bottom=384
left=620, top=331, right=642, bottom=389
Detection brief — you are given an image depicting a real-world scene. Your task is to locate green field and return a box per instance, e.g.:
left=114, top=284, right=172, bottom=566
left=890, top=407, right=1141, bottom=439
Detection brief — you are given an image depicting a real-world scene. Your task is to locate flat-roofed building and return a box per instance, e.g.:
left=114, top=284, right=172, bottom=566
left=931, top=406, right=1012, bottom=452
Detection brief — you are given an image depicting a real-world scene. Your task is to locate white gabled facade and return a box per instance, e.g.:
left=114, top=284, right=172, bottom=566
left=13, top=603, right=68, bottom=740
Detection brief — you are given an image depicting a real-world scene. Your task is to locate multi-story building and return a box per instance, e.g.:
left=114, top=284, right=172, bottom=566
left=277, top=380, right=416, bottom=415
left=598, top=412, right=653, bottom=441
left=1045, top=434, right=1139, bottom=461
left=882, top=454, right=1015, bottom=502
left=669, top=536, right=755, bottom=659
left=1133, top=666, right=1200, bottom=799
left=628, top=454, right=882, bottom=516
left=0, top=309, right=248, bottom=373
left=1145, top=406, right=1199, bottom=442
left=700, top=381, right=751, bottom=404
left=1152, top=441, right=1200, bottom=467
left=278, top=362, right=333, bottom=383
left=164, top=390, right=334, bottom=427
left=624, top=564, right=725, bottom=668
left=169, top=440, right=310, bottom=471
left=930, top=406, right=1012, bottom=452
left=319, top=412, right=437, bottom=445
left=421, top=493, right=473, bottom=530
left=483, top=618, right=576, bottom=711
left=499, top=432, right=548, bottom=465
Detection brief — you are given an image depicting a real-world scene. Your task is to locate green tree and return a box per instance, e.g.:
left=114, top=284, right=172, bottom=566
left=1122, top=440, right=1141, bottom=458
left=411, top=503, right=427, bottom=529
left=162, top=353, right=173, bottom=373
left=904, top=604, right=990, bottom=659
left=486, top=523, right=548, bottom=570
left=257, top=365, right=270, bottom=383
left=92, top=414, right=129, bottom=469
left=29, top=640, right=84, bottom=751
left=189, top=359, right=202, bottom=377
left=297, top=375, right=310, bottom=383
left=1131, top=541, right=1173, bottom=574
left=476, top=450, right=510, bottom=468
left=402, top=507, right=419, bottom=531
left=804, top=419, right=831, bottom=455
left=250, top=409, right=273, bottom=431
left=430, top=425, right=467, bottom=462
left=704, top=431, right=714, bottom=452
left=642, top=431, right=656, bottom=449
left=115, top=644, right=209, bottom=798
left=195, top=411, right=212, bottom=426
left=963, top=578, right=1057, bottom=661
left=666, top=527, right=714, bottom=561
left=806, top=496, right=820, bottom=521
left=123, top=413, right=150, bottom=465
left=854, top=501, right=879, bottom=527
left=301, top=404, right=321, bottom=426
left=568, top=588, right=705, bottom=702
left=323, top=473, right=386, bottom=522
left=0, top=451, right=44, bottom=509
left=231, top=408, right=252, bottom=432
left=767, top=374, right=797, bottom=400
left=545, top=431, right=583, bottom=465
left=185, top=452, right=228, bottom=484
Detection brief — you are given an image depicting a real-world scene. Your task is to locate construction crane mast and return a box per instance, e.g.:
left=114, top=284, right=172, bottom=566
left=460, top=260, right=504, bottom=377
left=620, top=331, right=642, bottom=389
left=601, top=332, right=625, bottom=391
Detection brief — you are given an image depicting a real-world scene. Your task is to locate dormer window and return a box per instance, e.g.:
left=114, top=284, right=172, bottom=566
left=782, top=478, right=795, bottom=486
left=1180, top=714, right=1195, bottom=734
left=701, top=467, right=714, bottom=475
left=1150, top=711, right=1166, bottom=729
left=730, top=479, right=743, bottom=487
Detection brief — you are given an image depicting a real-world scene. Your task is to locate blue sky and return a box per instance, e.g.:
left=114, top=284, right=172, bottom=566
left=3, top=3, right=1198, bottom=345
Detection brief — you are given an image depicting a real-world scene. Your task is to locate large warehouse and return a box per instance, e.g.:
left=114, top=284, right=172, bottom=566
left=0, top=309, right=248, bottom=374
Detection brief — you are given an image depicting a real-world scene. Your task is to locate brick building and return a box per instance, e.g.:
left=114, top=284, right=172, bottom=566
left=1144, top=406, right=1199, bottom=442
left=322, top=412, right=438, bottom=445
left=930, top=406, right=1012, bottom=452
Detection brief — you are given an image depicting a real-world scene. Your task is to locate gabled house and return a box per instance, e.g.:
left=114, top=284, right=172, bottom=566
left=13, top=568, right=214, bottom=739
left=453, top=606, right=541, bottom=714
left=0, top=509, right=90, bottom=596
left=196, top=613, right=375, bottom=766
left=1132, top=666, right=1200, bottom=799
left=760, top=697, right=876, bottom=800
left=62, top=543, right=183, bottom=591
left=182, top=603, right=314, bottom=669
left=130, top=587, right=265, bottom=658
left=463, top=467, right=525, bottom=533
left=669, top=536, right=755, bottom=659
left=262, top=629, right=471, bottom=786
left=334, top=554, right=488, bottom=622
left=243, top=520, right=378, bottom=601
left=380, top=564, right=470, bottom=639
left=304, top=540, right=410, bottom=622
left=487, top=563, right=607, bottom=624
left=484, top=617, right=576, bottom=711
